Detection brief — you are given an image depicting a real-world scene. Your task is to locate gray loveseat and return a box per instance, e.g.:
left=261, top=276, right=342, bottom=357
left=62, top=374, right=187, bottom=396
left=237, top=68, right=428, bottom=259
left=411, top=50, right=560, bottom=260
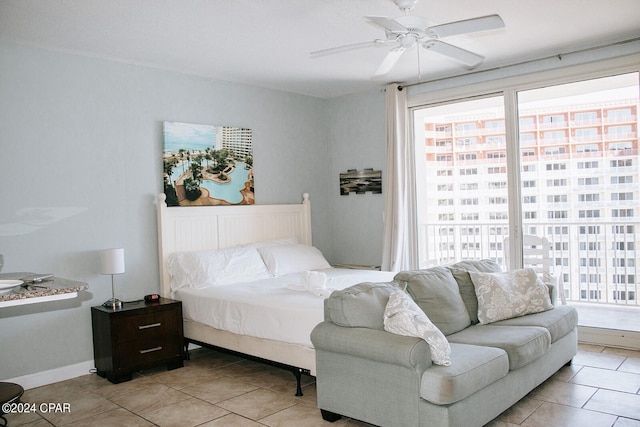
left=310, top=260, right=578, bottom=427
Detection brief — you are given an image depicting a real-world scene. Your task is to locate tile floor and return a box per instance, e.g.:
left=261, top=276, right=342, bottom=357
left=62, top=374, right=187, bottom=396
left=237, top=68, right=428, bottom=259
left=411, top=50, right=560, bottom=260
left=4, top=344, right=640, bottom=427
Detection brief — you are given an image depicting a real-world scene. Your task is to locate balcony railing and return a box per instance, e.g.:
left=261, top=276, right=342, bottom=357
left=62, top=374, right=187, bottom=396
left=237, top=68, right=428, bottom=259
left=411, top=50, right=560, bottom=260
left=419, top=221, right=639, bottom=306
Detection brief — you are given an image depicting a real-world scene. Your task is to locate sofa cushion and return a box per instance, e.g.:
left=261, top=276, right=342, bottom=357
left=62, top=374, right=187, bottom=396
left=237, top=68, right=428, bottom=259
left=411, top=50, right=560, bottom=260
left=324, top=282, right=403, bottom=330
left=420, top=343, right=508, bottom=405
left=394, top=267, right=471, bottom=335
left=383, top=290, right=451, bottom=366
left=470, top=269, right=553, bottom=324
left=489, top=305, right=578, bottom=343
left=448, top=259, right=503, bottom=325
left=447, top=325, right=551, bottom=370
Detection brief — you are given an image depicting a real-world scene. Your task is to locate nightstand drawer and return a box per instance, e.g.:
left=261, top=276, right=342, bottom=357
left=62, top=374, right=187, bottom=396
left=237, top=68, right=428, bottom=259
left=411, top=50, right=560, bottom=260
left=120, top=336, right=181, bottom=366
left=114, top=310, right=178, bottom=343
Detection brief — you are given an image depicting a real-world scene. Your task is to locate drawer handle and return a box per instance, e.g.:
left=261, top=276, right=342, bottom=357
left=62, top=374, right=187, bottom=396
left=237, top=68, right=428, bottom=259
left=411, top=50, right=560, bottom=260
left=139, top=346, right=163, bottom=354
left=138, top=322, right=161, bottom=329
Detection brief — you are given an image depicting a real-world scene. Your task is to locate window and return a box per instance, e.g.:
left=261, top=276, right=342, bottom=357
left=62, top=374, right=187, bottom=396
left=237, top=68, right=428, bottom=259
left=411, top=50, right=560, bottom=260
left=457, top=138, right=477, bottom=145
left=576, top=144, right=599, bottom=153
left=487, top=151, right=506, bottom=159
left=580, top=290, right=602, bottom=300
left=612, top=192, right=633, bottom=201
left=579, top=177, right=600, bottom=185
left=412, top=71, right=639, bottom=307
left=613, top=291, right=636, bottom=301
left=579, top=193, right=600, bottom=202
left=612, top=209, right=634, bottom=218
left=579, top=242, right=601, bottom=250
left=610, top=142, right=633, bottom=151
left=543, top=114, right=566, bottom=124
left=578, top=161, right=599, bottom=169
left=607, top=108, right=632, bottom=121
left=608, top=125, right=632, bottom=135
left=548, top=195, right=567, bottom=203
left=613, top=275, right=635, bottom=284
left=612, top=225, right=635, bottom=234
left=546, top=163, right=566, bottom=171
left=547, top=179, right=567, bottom=187
left=548, top=211, right=568, bottom=219
left=611, top=159, right=632, bottom=167
left=611, top=176, right=633, bottom=184
left=461, top=213, right=479, bottom=221
left=613, top=258, right=635, bottom=267
left=574, top=111, right=598, bottom=124
left=456, top=123, right=477, bottom=132
left=579, top=209, right=600, bottom=218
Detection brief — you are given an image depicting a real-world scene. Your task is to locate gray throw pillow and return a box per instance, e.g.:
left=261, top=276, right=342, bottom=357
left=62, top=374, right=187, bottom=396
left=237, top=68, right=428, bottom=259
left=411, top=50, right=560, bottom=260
left=325, top=281, right=404, bottom=330
left=448, top=259, right=503, bottom=324
left=394, top=267, right=471, bottom=335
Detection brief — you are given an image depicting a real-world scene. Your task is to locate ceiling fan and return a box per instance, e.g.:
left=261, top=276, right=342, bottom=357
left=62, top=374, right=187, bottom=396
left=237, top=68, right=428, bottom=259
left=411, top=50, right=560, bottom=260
left=310, top=0, right=505, bottom=77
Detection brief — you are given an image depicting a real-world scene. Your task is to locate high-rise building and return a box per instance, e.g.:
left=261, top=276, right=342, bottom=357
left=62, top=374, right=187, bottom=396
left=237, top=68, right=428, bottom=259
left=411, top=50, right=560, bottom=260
left=417, top=99, right=638, bottom=304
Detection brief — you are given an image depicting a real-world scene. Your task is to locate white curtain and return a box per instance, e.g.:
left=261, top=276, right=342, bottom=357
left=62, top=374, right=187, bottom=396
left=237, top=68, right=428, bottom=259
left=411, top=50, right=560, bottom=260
left=381, top=83, right=418, bottom=272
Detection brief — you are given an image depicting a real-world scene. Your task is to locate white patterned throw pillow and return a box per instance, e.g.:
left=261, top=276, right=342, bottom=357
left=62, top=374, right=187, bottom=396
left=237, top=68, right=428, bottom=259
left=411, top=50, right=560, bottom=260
left=383, top=290, right=452, bottom=366
left=469, top=268, right=553, bottom=325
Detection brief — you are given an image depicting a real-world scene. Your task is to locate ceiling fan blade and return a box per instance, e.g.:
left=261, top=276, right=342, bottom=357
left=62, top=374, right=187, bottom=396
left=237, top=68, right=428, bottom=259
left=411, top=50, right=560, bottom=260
left=423, top=40, right=484, bottom=68
left=366, top=16, right=408, bottom=32
left=310, top=40, right=381, bottom=58
left=373, top=46, right=406, bottom=77
left=428, top=14, right=504, bottom=38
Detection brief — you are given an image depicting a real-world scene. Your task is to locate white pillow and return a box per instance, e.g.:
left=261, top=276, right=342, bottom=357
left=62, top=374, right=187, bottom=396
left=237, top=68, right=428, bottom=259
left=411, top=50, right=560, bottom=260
left=258, top=244, right=331, bottom=276
left=469, top=268, right=553, bottom=325
left=383, top=290, right=452, bottom=366
left=167, top=245, right=271, bottom=291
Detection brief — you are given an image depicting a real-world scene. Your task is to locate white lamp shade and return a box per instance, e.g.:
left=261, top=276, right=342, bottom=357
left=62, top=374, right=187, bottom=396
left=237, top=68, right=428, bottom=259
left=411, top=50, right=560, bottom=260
left=100, top=248, right=125, bottom=275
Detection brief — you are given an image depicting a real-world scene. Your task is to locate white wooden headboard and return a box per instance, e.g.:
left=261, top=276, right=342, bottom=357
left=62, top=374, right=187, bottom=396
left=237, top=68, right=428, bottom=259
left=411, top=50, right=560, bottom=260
left=157, top=193, right=312, bottom=297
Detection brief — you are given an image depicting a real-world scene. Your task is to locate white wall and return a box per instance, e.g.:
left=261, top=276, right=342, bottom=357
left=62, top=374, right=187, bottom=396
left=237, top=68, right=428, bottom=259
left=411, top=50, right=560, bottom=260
left=0, top=42, right=341, bottom=381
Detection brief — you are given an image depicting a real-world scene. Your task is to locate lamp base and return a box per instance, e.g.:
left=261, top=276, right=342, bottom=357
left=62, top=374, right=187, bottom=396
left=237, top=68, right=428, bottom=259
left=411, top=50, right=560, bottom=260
left=103, top=298, right=122, bottom=309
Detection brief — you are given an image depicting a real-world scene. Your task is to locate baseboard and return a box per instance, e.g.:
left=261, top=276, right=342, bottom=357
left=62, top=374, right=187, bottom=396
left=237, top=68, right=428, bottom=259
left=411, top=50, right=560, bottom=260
left=4, top=360, right=95, bottom=390
left=578, top=326, right=640, bottom=350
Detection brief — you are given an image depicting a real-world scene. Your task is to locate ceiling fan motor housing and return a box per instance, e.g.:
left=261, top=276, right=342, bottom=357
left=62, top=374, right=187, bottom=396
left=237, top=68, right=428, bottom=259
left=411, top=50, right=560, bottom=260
left=393, top=0, right=418, bottom=12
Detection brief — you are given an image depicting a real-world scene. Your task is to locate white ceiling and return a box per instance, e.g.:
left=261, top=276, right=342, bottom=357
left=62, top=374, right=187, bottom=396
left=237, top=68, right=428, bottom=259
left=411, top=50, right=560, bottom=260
left=1, top=0, right=639, bottom=99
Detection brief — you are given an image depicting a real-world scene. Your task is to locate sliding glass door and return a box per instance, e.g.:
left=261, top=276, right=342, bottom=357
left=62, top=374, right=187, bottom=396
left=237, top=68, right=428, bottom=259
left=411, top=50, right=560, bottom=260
left=412, top=72, right=639, bottom=305
left=413, top=95, right=508, bottom=268
left=517, top=73, right=639, bottom=304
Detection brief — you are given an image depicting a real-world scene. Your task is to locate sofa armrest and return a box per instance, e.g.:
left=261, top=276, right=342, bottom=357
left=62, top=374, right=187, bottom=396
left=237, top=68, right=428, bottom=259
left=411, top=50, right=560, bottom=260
left=311, top=321, right=433, bottom=371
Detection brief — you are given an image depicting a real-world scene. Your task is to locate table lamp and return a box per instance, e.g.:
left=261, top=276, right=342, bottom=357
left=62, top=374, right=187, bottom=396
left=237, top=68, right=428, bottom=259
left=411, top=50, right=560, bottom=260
left=100, top=248, right=125, bottom=309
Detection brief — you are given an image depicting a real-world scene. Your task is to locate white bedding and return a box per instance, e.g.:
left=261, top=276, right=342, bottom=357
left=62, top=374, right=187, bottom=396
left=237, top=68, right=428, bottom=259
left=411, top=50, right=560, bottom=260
left=175, top=268, right=395, bottom=347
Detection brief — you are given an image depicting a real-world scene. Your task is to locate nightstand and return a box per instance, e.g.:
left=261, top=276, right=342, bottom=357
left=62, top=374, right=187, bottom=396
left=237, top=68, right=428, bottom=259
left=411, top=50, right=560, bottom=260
left=91, top=297, right=184, bottom=383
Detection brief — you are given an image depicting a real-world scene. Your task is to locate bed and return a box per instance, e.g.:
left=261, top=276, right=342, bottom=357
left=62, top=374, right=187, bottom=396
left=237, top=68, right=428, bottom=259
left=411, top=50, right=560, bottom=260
left=156, top=192, right=394, bottom=395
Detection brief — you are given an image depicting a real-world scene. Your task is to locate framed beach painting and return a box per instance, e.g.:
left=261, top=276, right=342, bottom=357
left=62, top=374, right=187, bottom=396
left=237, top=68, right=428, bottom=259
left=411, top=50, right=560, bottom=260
left=162, top=121, right=254, bottom=206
